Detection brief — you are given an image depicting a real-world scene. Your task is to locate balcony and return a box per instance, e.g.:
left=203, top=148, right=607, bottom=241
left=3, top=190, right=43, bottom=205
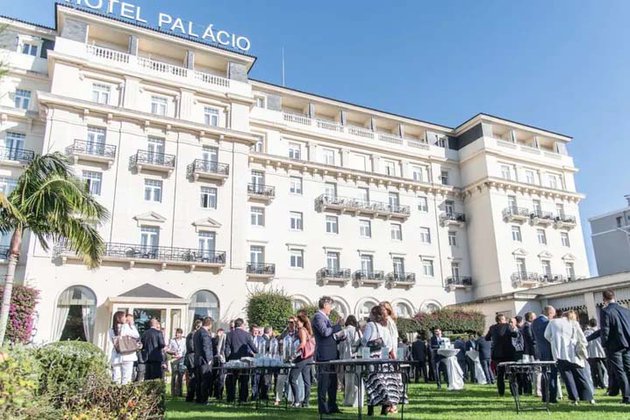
left=502, top=207, right=530, bottom=223
left=440, top=212, right=466, bottom=227
left=130, top=150, right=175, bottom=174
left=66, top=140, right=117, bottom=167
left=386, top=272, right=416, bottom=289
left=246, top=262, right=276, bottom=281
left=0, top=147, right=35, bottom=165
left=529, top=210, right=554, bottom=226
left=444, top=276, right=473, bottom=292
left=56, top=242, right=226, bottom=270
left=317, top=268, right=352, bottom=286
left=511, top=272, right=543, bottom=288
left=187, top=159, right=229, bottom=182
left=353, top=270, right=385, bottom=288
left=315, top=194, right=410, bottom=220
left=554, top=214, right=577, bottom=230
left=247, top=183, right=275, bottom=203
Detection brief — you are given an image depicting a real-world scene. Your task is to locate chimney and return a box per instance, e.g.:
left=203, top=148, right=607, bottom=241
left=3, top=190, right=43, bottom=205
left=625, top=194, right=630, bottom=206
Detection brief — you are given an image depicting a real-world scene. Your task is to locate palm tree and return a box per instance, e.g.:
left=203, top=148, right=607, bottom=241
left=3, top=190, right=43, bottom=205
left=0, top=152, right=109, bottom=344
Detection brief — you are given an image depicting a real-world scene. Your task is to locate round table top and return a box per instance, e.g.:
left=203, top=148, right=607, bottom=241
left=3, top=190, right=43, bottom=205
left=311, top=358, right=411, bottom=367
left=437, top=348, right=460, bottom=358
left=497, top=361, right=556, bottom=367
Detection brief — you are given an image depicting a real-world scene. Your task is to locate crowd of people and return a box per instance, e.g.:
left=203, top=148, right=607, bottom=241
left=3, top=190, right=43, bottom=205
left=106, top=289, right=630, bottom=413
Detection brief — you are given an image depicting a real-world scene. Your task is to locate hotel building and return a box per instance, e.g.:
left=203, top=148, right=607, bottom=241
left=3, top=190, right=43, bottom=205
left=0, top=4, right=590, bottom=348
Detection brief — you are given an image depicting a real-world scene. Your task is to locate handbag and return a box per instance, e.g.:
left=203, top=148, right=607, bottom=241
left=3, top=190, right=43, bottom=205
left=302, top=335, right=316, bottom=359
left=114, top=335, right=142, bottom=355
left=366, top=322, right=385, bottom=352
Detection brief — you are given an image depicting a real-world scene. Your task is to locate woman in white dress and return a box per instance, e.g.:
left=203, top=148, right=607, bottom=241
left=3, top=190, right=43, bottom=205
left=381, top=301, right=403, bottom=414
left=339, top=315, right=362, bottom=407
left=109, top=310, right=140, bottom=385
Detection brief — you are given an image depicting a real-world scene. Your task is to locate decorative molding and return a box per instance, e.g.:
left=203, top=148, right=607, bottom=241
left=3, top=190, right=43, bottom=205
left=192, top=217, right=222, bottom=232
left=512, top=248, right=528, bottom=256
left=133, top=211, right=166, bottom=227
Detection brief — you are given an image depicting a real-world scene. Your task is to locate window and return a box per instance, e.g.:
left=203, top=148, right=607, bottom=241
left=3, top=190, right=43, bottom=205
left=541, top=260, right=552, bottom=278
left=565, top=262, right=575, bottom=280
left=327, top=252, right=340, bottom=272
left=418, top=196, right=429, bottom=212
left=254, top=96, right=266, bottom=108
left=290, top=249, right=304, bottom=268
left=508, top=195, right=517, bottom=210
left=390, top=223, right=403, bottom=241
left=198, top=232, right=216, bottom=258
left=4, top=132, right=25, bottom=155
left=384, top=160, right=396, bottom=176
left=412, top=166, right=424, bottom=182
left=252, top=135, right=264, bottom=152
left=548, top=173, right=561, bottom=189
left=533, top=199, right=542, bottom=216
left=516, top=257, right=527, bottom=276
left=525, top=170, right=536, bottom=185
left=395, top=302, right=413, bottom=318
left=55, top=285, right=96, bottom=342
left=200, top=187, right=217, bottom=209
left=451, top=262, right=460, bottom=279
left=561, top=232, right=571, bottom=247
left=537, top=229, right=547, bottom=245
left=204, top=107, right=220, bottom=126
left=201, top=146, right=218, bottom=163
left=444, top=200, right=455, bottom=216
left=448, top=231, right=457, bottom=247
left=359, top=220, right=371, bottom=238
left=251, top=207, right=265, bottom=226
left=324, top=182, right=337, bottom=198
left=556, top=203, right=565, bottom=217
left=82, top=171, right=102, bottom=196
left=617, top=216, right=623, bottom=228
left=144, top=179, right=162, bottom=202
left=393, top=257, right=405, bottom=276
left=14, top=89, right=31, bottom=110
left=388, top=192, right=400, bottom=209
left=357, top=187, right=369, bottom=203
left=420, top=227, right=431, bottom=244
left=91, top=83, right=110, bottom=105
left=512, top=226, right=522, bottom=242
left=440, top=170, right=449, bottom=185
left=150, top=96, right=168, bottom=116
left=436, top=135, right=447, bottom=148
left=289, top=176, right=303, bottom=194
left=360, top=255, right=374, bottom=275
left=140, top=226, right=160, bottom=251
left=250, top=246, right=264, bottom=264
left=422, top=260, right=434, bottom=277
left=326, top=216, right=339, bottom=234
left=288, top=143, right=302, bottom=160
left=501, top=165, right=512, bottom=180
left=189, top=290, right=220, bottom=325
left=322, top=148, right=335, bottom=165
left=21, top=42, right=38, bottom=56
left=147, top=137, right=165, bottom=163
left=290, top=212, right=303, bottom=231
left=251, top=170, right=264, bottom=188
left=86, top=126, right=106, bottom=155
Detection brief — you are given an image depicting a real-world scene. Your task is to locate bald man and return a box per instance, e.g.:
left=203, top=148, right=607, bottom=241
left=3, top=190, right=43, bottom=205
left=142, top=318, right=166, bottom=380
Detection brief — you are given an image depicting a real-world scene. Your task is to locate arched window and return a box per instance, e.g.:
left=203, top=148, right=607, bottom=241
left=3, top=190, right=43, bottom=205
left=292, top=298, right=309, bottom=312
left=188, top=290, right=220, bottom=326
left=357, top=300, right=377, bottom=321
left=423, top=302, right=441, bottom=314
left=54, top=286, right=96, bottom=342
left=395, top=302, right=413, bottom=318
left=330, top=297, right=349, bottom=320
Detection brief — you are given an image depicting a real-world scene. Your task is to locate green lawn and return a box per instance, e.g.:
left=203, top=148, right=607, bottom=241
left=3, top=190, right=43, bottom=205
left=166, top=383, right=628, bottom=420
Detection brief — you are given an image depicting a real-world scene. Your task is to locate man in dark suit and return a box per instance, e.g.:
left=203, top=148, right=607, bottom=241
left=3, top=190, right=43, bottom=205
left=212, top=328, right=226, bottom=400
left=411, top=333, right=428, bottom=383
left=600, top=290, right=630, bottom=404
left=430, top=328, right=448, bottom=389
left=485, top=314, right=517, bottom=396
left=476, top=334, right=493, bottom=384
left=224, top=318, right=258, bottom=403
left=185, top=319, right=202, bottom=402
left=453, top=337, right=468, bottom=381
left=312, top=296, right=343, bottom=415
left=194, top=317, right=214, bottom=405
left=522, top=312, right=537, bottom=362
left=531, top=306, right=558, bottom=403
left=141, top=318, right=165, bottom=380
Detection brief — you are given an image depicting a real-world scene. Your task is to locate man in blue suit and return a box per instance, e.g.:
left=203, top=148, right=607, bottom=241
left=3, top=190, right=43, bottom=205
left=531, top=306, right=558, bottom=403
left=312, top=296, right=343, bottom=415
left=600, top=290, right=630, bottom=404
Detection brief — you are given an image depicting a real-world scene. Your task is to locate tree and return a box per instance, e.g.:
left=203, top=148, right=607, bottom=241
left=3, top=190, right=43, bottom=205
left=0, top=153, right=108, bottom=344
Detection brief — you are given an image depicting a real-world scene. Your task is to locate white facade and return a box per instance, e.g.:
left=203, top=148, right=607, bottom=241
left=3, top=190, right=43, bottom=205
left=0, top=5, right=589, bottom=349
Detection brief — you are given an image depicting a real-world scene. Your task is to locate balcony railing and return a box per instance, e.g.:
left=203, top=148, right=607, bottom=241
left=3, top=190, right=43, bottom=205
left=386, top=272, right=416, bottom=288
left=187, top=159, right=230, bottom=181
left=67, top=140, right=117, bottom=159
left=353, top=270, right=385, bottom=287
left=246, top=262, right=276, bottom=277
left=502, top=207, right=530, bottom=222
left=440, top=212, right=466, bottom=226
left=317, top=268, right=352, bottom=286
left=445, top=276, right=473, bottom=290
left=315, top=194, right=410, bottom=219
left=530, top=210, right=554, bottom=225
left=247, top=183, right=275, bottom=198
left=0, top=147, right=35, bottom=164
left=56, top=242, right=226, bottom=268
left=130, top=150, right=176, bottom=170
left=512, top=272, right=577, bottom=287
left=554, top=213, right=577, bottom=229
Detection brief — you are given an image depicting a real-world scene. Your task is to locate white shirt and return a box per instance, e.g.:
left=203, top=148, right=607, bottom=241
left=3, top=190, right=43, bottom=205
left=109, top=323, right=140, bottom=364
left=338, top=325, right=361, bottom=359
left=168, top=337, right=186, bottom=359
left=584, top=327, right=607, bottom=359
left=386, top=317, right=399, bottom=354
left=544, top=318, right=587, bottom=367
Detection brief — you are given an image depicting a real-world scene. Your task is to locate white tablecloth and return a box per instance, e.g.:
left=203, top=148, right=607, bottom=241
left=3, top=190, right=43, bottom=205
left=438, top=349, right=464, bottom=390
left=465, top=349, right=487, bottom=385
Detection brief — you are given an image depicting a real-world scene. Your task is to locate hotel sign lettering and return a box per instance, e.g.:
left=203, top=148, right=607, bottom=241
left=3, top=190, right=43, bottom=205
left=63, top=0, right=251, bottom=52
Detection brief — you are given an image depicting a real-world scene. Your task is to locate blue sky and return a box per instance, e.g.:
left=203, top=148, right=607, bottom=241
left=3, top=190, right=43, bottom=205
left=3, top=0, right=630, bottom=275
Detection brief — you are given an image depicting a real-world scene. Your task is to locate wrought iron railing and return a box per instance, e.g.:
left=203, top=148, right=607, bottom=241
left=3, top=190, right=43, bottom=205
left=246, top=262, right=276, bottom=275
left=386, top=272, right=416, bottom=284
left=530, top=210, right=554, bottom=220
left=445, top=276, right=473, bottom=287
left=66, top=139, right=117, bottom=159
left=317, top=268, right=352, bottom=280
left=353, top=270, right=385, bottom=281
left=502, top=207, right=530, bottom=219
left=555, top=214, right=577, bottom=224
left=188, top=159, right=229, bottom=176
left=316, top=194, right=410, bottom=216
left=130, top=150, right=176, bottom=168
left=440, top=212, right=466, bottom=223
left=247, top=183, right=275, bottom=197
left=0, top=147, right=35, bottom=163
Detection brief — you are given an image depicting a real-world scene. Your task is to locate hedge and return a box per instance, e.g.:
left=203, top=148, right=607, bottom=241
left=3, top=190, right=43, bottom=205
left=414, top=308, right=485, bottom=335
left=396, top=317, right=421, bottom=337
left=246, top=289, right=294, bottom=332
left=0, top=285, right=39, bottom=344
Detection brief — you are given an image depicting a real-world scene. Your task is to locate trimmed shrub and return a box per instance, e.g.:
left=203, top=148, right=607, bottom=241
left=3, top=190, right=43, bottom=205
left=0, top=285, right=39, bottom=344
left=414, top=308, right=485, bottom=335
left=396, top=317, right=420, bottom=337
left=34, top=340, right=109, bottom=405
left=298, top=304, right=341, bottom=324
left=246, top=289, right=294, bottom=332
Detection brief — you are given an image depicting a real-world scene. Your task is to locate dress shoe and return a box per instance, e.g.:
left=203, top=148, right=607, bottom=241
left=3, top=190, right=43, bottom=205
left=329, top=408, right=343, bottom=414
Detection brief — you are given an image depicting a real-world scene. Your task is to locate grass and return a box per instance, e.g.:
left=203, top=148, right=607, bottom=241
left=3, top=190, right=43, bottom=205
left=165, top=383, right=628, bottom=420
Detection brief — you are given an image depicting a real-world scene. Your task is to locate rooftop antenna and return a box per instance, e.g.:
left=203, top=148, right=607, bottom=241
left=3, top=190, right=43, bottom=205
left=281, top=46, right=286, bottom=87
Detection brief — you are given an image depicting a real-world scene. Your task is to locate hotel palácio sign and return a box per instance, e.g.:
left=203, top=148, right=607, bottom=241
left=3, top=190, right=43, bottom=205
left=63, top=0, right=252, bottom=52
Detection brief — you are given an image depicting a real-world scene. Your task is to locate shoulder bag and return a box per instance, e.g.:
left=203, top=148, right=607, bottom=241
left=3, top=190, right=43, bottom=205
left=114, top=334, right=142, bottom=355
left=366, top=322, right=385, bottom=352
